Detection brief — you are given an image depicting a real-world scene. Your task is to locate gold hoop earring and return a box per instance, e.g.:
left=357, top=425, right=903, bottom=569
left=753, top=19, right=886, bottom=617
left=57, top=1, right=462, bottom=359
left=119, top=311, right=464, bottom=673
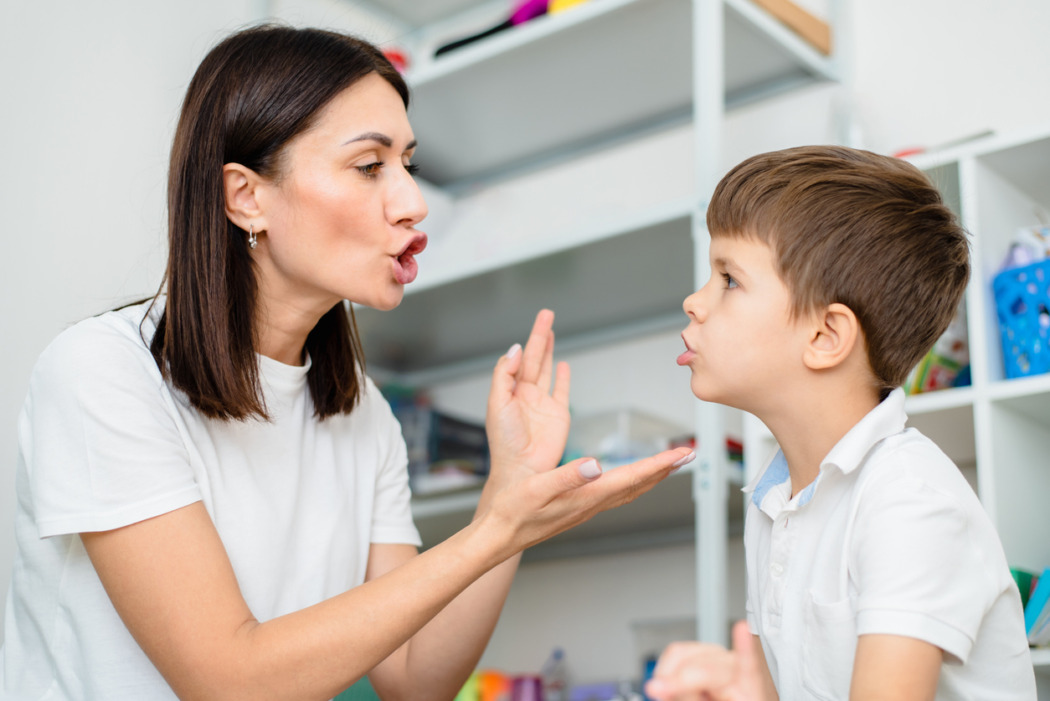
left=248, top=224, right=257, bottom=250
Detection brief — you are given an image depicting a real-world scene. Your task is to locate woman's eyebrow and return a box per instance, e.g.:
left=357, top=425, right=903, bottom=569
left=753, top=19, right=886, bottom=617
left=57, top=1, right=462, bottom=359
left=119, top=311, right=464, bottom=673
left=342, top=132, right=418, bottom=151
left=343, top=131, right=391, bottom=147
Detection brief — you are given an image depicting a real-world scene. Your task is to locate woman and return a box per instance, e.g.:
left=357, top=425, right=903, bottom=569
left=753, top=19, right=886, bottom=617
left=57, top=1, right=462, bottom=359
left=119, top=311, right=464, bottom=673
left=1, top=25, right=693, bottom=700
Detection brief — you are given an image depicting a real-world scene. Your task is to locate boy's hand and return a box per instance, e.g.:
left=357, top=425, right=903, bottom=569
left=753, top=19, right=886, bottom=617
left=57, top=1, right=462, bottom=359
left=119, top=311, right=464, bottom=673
left=485, top=309, right=571, bottom=491
left=646, top=621, right=771, bottom=701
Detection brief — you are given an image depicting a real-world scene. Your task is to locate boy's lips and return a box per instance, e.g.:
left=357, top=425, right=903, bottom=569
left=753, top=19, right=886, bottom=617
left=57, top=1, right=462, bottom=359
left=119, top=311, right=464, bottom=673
left=677, top=334, right=696, bottom=366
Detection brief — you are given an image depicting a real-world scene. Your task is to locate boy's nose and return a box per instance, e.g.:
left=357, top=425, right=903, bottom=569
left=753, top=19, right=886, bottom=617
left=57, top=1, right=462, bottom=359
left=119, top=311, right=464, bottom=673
left=683, top=290, right=707, bottom=323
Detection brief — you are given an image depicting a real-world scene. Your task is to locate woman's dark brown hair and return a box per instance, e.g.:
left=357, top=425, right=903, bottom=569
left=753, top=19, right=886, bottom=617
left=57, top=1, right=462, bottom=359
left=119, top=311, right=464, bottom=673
left=151, top=24, right=408, bottom=420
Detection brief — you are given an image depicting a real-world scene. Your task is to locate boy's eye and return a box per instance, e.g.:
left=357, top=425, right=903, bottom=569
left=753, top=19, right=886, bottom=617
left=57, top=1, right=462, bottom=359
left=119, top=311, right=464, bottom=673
left=356, top=161, right=384, bottom=178
left=722, top=272, right=738, bottom=289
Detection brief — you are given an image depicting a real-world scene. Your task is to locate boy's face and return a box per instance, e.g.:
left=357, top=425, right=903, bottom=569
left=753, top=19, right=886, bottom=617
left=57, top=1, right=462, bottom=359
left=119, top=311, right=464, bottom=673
left=678, top=235, right=809, bottom=413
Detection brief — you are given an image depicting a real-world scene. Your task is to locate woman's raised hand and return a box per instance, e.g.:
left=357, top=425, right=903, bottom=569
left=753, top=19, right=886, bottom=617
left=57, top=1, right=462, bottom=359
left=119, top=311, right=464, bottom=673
left=479, top=309, right=695, bottom=555
left=485, top=309, right=572, bottom=491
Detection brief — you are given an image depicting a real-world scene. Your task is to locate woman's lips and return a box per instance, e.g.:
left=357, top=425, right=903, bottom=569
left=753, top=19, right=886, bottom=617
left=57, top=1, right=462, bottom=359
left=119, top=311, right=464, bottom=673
left=393, top=233, right=428, bottom=285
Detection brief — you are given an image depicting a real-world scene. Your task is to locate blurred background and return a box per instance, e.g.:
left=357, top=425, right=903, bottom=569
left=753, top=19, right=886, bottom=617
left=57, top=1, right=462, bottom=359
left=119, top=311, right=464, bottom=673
left=2, top=0, right=1050, bottom=695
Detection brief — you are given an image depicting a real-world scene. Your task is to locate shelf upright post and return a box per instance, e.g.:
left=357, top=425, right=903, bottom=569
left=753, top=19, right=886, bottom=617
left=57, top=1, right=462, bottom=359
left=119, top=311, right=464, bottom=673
left=827, top=0, right=858, bottom=147
left=692, top=0, right=728, bottom=646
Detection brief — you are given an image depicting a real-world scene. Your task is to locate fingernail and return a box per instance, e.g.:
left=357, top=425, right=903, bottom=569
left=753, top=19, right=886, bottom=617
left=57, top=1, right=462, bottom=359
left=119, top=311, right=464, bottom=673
left=671, top=451, right=696, bottom=469
left=506, top=343, right=522, bottom=360
left=578, top=459, right=601, bottom=479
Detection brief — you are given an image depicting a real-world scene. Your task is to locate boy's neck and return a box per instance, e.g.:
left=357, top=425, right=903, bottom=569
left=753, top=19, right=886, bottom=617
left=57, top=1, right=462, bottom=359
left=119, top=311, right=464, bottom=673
left=759, top=386, right=881, bottom=498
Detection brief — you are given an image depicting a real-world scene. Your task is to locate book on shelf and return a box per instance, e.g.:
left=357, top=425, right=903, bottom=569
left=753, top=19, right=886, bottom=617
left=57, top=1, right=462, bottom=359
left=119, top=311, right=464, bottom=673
left=1024, top=567, right=1050, bottom=646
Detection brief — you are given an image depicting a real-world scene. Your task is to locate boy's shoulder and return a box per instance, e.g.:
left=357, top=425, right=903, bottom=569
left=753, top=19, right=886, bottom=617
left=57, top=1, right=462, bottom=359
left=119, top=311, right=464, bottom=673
left=856, top=424, right=975, bottom=508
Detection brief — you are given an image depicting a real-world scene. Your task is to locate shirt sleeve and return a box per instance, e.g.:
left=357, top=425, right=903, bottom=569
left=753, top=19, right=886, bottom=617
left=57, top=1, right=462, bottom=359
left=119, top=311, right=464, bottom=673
left=850, top=450, right=999, bottom=663
left=21, top=316, right=201, bottom=538
left=362, top=378, right=422, bottom=547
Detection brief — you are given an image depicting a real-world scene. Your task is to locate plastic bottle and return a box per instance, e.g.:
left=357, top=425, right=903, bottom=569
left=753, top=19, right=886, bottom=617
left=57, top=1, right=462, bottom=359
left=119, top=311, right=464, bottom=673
left=540, top=647, right=569, bottom=701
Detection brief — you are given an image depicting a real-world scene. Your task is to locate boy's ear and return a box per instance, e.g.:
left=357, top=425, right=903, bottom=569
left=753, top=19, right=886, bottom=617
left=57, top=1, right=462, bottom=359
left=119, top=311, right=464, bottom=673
left=803, top=302, right=861, bottom=371
left=222, top=163, right=267, bottom=232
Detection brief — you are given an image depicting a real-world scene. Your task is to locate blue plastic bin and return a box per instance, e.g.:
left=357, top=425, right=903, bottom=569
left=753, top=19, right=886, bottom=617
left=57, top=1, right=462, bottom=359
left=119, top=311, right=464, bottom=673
left=993, top=258, right=1050, bottom=379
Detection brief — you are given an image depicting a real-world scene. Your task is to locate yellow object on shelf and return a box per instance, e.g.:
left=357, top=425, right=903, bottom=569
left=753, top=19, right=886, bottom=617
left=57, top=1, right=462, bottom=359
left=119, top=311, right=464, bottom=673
left=549, top=0, right=591, bottom=14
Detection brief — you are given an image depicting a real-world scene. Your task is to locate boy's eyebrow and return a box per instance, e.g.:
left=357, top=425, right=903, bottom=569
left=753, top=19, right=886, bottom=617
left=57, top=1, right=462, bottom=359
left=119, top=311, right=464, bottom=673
left=342, top=132, right=418, bottom=151
left=713, top=256, right=747, bottom=277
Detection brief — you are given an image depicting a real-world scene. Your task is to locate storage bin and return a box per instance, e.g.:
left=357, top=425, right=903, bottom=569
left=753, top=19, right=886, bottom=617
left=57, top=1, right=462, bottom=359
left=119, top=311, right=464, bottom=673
left=993, top=258, right=1050, bottom=379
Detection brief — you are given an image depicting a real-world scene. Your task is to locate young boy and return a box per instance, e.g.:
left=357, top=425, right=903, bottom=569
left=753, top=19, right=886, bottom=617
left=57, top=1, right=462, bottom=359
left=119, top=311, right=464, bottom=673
left=648, top=146, right=1036, bottom=700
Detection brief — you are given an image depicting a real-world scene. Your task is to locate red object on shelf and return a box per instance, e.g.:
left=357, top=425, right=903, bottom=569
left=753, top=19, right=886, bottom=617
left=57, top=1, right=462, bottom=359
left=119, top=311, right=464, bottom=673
left=382, top=47, right=409, bottom=73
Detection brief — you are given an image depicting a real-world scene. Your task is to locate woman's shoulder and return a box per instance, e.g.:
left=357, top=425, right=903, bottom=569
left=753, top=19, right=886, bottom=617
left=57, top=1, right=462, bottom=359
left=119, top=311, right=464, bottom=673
left=33, top=299, right=163, bottom=390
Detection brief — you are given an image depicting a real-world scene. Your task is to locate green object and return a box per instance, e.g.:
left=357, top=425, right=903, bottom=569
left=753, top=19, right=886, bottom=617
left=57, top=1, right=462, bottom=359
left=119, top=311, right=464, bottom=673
left=1012, top=567, right=1036, bottom=609
left=454, top=672, right=479, bottom=701
left=334, top=677, right=381, bottom=701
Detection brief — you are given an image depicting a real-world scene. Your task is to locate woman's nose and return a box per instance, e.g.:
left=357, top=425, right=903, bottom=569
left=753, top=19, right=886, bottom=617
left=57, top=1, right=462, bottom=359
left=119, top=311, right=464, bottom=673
left=388, top=167, right=428, bottom=228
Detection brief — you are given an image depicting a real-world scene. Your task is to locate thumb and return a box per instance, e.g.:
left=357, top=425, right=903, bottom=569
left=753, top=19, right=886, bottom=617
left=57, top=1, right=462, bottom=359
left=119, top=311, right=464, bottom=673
left=566, top=457, right=603, bottom=484
left=731, top=620, right=762, bottom=692
left=531, top=457, right=603, bottom=499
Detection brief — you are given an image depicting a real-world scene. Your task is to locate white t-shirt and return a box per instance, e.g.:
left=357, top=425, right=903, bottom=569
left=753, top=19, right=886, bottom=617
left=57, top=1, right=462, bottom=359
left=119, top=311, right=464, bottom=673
left=0, top=300, right=421, bottom=700
left=743, top=389, right=1036, bottom=700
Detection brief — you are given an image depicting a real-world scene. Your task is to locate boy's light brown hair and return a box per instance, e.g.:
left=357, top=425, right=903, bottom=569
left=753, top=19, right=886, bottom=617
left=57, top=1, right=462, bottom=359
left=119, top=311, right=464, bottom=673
left=707, top=145, right=970, bottom=398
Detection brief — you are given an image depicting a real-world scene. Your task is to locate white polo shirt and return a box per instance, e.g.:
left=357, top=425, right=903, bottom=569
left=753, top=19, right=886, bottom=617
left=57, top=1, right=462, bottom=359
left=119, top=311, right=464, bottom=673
left=743, top=389, right=1035, bottom=700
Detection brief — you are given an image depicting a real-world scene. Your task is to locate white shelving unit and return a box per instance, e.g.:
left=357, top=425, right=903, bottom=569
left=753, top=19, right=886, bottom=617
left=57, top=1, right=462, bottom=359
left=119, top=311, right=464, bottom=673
left=740, top=124, right=1050, bottom=687
left=354, top=0, right=844, bottom=648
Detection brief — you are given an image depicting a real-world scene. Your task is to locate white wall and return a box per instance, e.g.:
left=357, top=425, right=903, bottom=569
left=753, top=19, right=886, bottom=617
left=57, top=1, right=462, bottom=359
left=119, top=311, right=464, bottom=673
left=0, top=0, right=268, bottom=638
left=1, top=0, right=1049, bottom=674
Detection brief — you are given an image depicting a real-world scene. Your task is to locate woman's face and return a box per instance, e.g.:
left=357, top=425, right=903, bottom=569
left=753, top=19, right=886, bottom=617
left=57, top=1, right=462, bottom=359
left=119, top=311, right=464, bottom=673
left=253, top=72, right=428, bottom=316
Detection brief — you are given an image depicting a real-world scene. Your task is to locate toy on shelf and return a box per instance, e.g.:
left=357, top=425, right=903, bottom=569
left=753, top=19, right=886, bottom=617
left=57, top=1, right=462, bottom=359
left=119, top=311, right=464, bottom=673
left=904, top=303, right=971, bottom=394
left=434, top=0, right=594, bottom=57
left=381, top=46, right=409, bottom=73
left=993, top=226, right=1050, bottom=380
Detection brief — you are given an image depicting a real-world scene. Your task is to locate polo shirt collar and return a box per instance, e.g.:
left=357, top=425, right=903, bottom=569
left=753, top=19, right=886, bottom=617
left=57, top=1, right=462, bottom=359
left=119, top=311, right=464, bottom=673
left=743, top=388, right=908, bottom=514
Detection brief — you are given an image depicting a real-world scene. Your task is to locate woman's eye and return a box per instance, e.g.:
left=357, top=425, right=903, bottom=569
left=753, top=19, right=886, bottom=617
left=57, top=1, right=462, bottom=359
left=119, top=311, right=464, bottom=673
left=356, top=161, right=384, bottom=178
left=404, top=163, right=420, bottom=175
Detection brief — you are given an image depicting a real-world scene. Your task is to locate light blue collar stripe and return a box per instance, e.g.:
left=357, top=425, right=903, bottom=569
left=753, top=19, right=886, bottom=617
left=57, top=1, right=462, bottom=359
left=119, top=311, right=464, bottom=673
left=752, top=451, right=789, bottom=508
left=797, top=474, right=819, bottom=507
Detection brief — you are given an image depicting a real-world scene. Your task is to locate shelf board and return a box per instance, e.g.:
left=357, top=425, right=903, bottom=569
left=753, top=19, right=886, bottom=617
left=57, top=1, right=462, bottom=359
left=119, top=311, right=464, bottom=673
left=977, top=134, right=1050, bottom=213
left=989, top=373, right=1050, bottom=402
left=1033, top=647, right=1050, bottom=669
left=412, top=466, right=693, bottom=547
left=903, top=386, right=976, bottom=415
left=360, top=0, right=486, bottom=28
left=410, top=460, right=747, bottom=560
left=988, top=376, right=1050, bottom=429
left=403, top=0, right=836, bottom=185
left=356, top=214, right=694, bottom=377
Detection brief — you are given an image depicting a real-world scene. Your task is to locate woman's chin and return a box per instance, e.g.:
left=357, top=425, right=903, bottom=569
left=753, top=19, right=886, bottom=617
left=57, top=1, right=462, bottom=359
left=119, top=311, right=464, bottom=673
left=359, top=290, right=405, bottom=312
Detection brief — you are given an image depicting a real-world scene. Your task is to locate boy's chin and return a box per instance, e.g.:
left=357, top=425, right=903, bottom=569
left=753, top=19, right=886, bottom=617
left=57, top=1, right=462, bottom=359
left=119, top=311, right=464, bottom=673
left=691, top=381, right=747, bottom=412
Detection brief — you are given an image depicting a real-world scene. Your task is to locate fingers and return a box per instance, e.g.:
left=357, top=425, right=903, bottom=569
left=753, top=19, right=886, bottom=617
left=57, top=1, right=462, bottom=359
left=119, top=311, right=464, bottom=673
left=732, top=621, right=756, bottom=676
left=552, top=360, right=571, bottom=407
left=519, top=309, right=554, bottom=386
left=488, top=342, right=523, bottom=414
left=537, top=331, right=555, bottom=394
left=580, top=447, right=695, bottom=508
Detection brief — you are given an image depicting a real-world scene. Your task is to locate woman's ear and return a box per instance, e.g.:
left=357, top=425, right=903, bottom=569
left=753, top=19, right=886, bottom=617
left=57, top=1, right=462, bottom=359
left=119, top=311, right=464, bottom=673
left=222, top=163, right=266, bottom=231
left=803, top=302, right=862, bottom=371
